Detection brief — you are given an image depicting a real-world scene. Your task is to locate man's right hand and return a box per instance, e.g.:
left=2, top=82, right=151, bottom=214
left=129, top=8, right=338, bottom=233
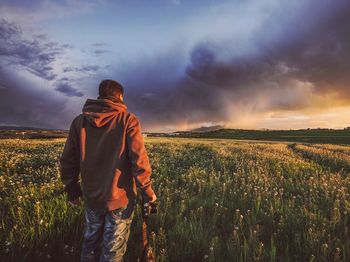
left=149, top=194, right=157, bottom=203
left=142, top=194, right=157, bottom=218
left=142, top=192, right=157, bottom=204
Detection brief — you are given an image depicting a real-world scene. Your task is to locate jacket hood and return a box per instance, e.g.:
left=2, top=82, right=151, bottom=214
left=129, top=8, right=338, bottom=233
left=82, top=98, right=127, bottom=127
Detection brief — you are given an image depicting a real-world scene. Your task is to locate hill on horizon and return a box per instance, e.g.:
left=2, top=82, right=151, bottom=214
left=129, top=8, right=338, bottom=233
left=164, top=127, right=350, bottom=145
left=0, top=125, right=68, bottom=139
left=1, top=125, right=350, bottom=144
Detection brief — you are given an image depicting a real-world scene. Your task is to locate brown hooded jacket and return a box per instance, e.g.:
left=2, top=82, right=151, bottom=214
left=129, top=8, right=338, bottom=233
left=60, top=97, right=155, bottom=211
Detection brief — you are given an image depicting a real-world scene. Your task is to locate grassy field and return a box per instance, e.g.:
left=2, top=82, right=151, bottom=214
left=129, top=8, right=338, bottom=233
left=0, top=137, right=350, bottom=261
left=171, top=129, right=350, bottom=145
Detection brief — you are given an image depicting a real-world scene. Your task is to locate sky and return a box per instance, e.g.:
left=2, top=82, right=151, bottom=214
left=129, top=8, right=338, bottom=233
left=0, top=0, right=350, bottom=132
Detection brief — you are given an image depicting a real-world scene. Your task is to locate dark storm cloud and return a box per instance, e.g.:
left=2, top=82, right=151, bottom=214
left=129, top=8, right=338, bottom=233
left=0, top=18, right=84, bottom=128
left=277, top=8, right=350, bottom=96
left=0, top=18, right=68, bottom=80
left=1, top=1, right=350, bottom=131
left=120, top=0, right=350, bottom=128
left=0, top=70, right=70, bottom=129
left=55, top=82, right=84, bottom=97
left=120, top=50, right=226, bottom=126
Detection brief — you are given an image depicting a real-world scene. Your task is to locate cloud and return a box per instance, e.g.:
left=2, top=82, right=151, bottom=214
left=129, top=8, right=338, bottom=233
left=116, top=0, right=350, bottom=130
left=0, top=0, right=103, bottom=24
left=0, top=18, right=69, bottom=80
left=0, top=17, right=86, bottom=128
left=90, top=43, right=109, bottom=56
left=1, top=0, right=350, bottom=131
left=60, top=77, right=70, bottom=81
left=93, top=42, right=107, bottom=47
left=0, top=68, right=71, bottom=129
left=55, top=82, right=84, bottom=97
left=170, top=0, right=181, bottom=6
left=63, top=65, right=100, bottom=73
left=93, top=49, right=109, bottom=56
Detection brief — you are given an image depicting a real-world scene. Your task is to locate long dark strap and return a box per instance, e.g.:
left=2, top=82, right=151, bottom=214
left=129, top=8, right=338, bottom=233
left=141, top=219, right=154, bottom=262
left=142, top=221, right=148, bottom=249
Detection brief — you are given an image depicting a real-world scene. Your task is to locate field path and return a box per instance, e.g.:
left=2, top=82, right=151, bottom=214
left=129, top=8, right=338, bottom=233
left=288, top=143, right=350, bottom=174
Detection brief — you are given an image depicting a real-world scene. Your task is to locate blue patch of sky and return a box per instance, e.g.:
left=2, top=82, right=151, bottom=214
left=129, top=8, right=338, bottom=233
left=39, top=0, right=231, bottom=61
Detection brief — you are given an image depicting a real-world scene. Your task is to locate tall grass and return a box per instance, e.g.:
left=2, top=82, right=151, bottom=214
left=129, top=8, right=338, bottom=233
left=0, top=138, right=349, bottom=261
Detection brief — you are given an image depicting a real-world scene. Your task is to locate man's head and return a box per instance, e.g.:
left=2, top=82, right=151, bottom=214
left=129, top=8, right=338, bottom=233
left=98, top=79, right=124, bottom=102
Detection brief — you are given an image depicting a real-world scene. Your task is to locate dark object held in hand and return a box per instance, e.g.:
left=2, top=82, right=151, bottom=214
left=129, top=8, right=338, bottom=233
left=142, top=200, right=157, bottom=219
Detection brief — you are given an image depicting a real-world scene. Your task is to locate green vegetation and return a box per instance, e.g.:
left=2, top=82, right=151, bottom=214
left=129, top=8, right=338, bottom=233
left=170, top=128, right=350, bottom=144
left=1, top=138, right=349, bottom=261
left=0, top=128, right=67, bottom=139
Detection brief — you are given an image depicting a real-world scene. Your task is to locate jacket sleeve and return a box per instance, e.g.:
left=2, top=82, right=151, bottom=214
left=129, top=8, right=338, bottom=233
left=126, top=114, right=155, bottom=200
left=60, top=118, right=82, bottom=201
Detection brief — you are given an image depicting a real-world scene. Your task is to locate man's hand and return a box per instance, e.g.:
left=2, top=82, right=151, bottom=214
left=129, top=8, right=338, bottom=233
left=68, top=197, right=82, bottom=207
left=142, top=194, right=158, bottom=218
left=149, top=194, right=157, bottom=203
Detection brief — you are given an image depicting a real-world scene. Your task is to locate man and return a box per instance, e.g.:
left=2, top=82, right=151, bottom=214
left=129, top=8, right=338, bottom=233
left=60, top=79, right=157, bottom=262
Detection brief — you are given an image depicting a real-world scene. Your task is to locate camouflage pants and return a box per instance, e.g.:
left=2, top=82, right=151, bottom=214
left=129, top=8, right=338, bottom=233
left=80, top=203, right=134, bottom=262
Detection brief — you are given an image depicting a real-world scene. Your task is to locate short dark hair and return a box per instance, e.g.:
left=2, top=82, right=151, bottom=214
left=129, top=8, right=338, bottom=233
left=98, top=79, right=124, bottom=98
